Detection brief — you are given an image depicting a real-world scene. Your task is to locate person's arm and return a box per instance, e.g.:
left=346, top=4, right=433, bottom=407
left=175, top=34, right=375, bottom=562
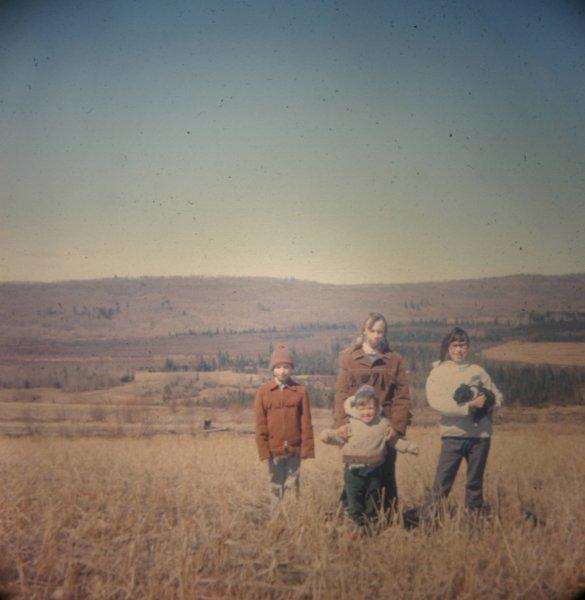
left=385, top=356, right=412, bottom=436
left=333, top=352, right=351, bottom=428
left=425, top=367, right=471, bottom=417
left=300, top=387, right=315, bottom=459
left=254, top=389, right=271, bottom=460
left=478, top=366, right=504, bottom=407
left=320, top=429, right=346, bottom=446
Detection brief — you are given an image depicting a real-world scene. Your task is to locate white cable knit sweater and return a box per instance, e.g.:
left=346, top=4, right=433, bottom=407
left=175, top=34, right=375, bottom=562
left=425, top=360, right=503, bottom=438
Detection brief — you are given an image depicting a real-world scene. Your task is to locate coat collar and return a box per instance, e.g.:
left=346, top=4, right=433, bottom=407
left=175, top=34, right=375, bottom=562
left=351, top=347, right=394, bottom=367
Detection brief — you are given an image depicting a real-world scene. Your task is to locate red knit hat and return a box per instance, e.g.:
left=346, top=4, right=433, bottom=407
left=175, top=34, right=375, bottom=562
left=269, top=345, right=294, bottom=370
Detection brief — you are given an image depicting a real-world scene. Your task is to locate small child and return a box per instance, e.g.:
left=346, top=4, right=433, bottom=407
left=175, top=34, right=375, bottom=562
left=321, top=385, right=418, bottom=530
left=255, top=345, right=315, bottom=510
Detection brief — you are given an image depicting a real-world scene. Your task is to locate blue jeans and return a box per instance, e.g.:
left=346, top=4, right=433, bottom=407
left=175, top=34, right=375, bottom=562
left=423, top=437, right=491, bottom=519
left=268, top=455, right=300, bottom=510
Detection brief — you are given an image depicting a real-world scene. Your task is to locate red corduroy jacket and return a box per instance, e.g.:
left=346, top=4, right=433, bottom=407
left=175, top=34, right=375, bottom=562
left=255, top=378, right=315, bottom=461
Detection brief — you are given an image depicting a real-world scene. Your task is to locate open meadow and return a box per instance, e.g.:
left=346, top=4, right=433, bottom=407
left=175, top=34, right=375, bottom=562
left=482, top=342, right=585, bottom=367
left=1, top=418, right=584, bottom=599
left=1, top=277, right=584, bottom=598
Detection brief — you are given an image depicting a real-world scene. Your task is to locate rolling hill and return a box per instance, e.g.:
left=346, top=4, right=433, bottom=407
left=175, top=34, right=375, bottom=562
left=1, top=273, right=584, bottom=342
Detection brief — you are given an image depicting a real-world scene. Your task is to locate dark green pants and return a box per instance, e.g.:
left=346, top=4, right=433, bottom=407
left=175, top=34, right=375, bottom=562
left=340, top=447, right=397, bottom=511
left=344, top=464, right=385, bottom=527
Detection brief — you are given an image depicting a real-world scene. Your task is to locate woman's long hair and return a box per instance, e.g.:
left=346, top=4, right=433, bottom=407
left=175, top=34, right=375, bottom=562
left=439, top=327, right=470, bottom=362
left=351, top=312, right=390, bottom=353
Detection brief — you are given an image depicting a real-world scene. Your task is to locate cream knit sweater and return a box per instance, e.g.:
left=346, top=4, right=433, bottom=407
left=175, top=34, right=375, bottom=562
left=321, top=397, right=418, bottom=467
left=426, top=360, right=503, bottom=438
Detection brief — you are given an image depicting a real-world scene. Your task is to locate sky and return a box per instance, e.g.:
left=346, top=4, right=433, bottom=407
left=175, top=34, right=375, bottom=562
left=1, top=0, right=584, bottom=285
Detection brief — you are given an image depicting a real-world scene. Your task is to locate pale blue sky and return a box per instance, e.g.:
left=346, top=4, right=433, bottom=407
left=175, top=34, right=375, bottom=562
left=1, top=0, right=584, bottom=284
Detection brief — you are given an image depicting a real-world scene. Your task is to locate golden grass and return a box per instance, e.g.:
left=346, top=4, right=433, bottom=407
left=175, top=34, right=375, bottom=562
left=482, top=342, right=585, bottom=367
left=1, top=425, right=584, bottom=599
left=0, top=371, right=338, bottom=437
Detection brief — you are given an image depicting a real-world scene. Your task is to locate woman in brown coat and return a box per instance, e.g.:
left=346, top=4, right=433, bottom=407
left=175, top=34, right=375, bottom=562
left=334, top=313, right=412, bottom=513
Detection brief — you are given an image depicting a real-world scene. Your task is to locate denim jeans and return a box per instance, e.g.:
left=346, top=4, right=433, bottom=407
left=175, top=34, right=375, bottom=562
left=268, top=455, right=300, bottom=510
left=423, top=437, right=491, bottom=519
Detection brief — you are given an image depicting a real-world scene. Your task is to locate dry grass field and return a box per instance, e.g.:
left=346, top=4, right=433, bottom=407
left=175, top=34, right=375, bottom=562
left=1, top=421, right=584, bottom=599
left=483, top=342, right=585, bottom=367
left=0, top=371, right=336, bottom=437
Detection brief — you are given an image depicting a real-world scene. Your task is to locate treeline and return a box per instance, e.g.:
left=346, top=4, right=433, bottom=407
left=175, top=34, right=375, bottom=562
left=171, top=321, right=353, bottom=338
left=38, top=304, right=124, bottom=320
left=195, top=383, right=333, bottom=410
left=162, top=347, right=342, bottom=375
left=161, top=344, right=585, bottom=408
left=172, top=326, right=279, bottom=337
left=163, top=354, right=262, bottom=373
left=510, top=320, right=585, bottom=342
left=485, top=362, right=585, bottom=406
left=0, top=365, right=134, bottom=392
left=171, top=316, right=585, bottom=345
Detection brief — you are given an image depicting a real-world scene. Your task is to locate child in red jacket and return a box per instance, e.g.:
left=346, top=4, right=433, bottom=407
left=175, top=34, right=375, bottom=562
left=255, top=345, right=315, bottom=509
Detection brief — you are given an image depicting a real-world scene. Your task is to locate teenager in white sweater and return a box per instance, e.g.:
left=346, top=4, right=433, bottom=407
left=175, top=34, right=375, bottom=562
left=423, top=327, right=503, bottom=519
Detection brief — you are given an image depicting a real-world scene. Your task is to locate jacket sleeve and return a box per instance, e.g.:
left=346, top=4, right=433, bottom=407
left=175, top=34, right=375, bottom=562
left=300, top=387, right=315, bottom=459
left=386, top=356, right=412, bottom=435
left=254, top=388, right=271, bottom=461
left=333, top=352, right=351, bottom=427
left=425, top=367, right=470, bottom=417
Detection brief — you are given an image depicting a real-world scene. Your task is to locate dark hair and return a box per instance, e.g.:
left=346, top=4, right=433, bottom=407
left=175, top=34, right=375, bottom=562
left=440, top=327, right=470, bottom=362
left=351, top=312, right=390, bottom=353
left=354, top=385, right=380, bottom=407
left=355, top=395, right=379, bottom=408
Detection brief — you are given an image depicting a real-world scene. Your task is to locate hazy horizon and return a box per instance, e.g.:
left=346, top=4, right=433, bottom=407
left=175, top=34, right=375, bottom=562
left=2, top=0, right=585, bottom=285
left=1, top=269, right=584, bottom=289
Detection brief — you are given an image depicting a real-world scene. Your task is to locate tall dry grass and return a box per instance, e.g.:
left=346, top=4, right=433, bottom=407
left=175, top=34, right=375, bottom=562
left=0, top=425, right=584, bottom=599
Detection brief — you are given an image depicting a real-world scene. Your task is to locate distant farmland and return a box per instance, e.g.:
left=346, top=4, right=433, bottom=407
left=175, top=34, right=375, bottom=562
left=482, top=341, right=585, bottom=367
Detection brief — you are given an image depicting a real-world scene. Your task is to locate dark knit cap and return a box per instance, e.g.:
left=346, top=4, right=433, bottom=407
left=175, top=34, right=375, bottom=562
left=355, top=385, right=377, bottom=401
left=269, top=345, right=295, bottom=370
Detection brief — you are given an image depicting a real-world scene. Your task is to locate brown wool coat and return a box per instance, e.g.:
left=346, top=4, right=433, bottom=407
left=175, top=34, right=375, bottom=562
left=334, top=347, right=412, bottom=434
left=255, top=379, right=315, bottom=461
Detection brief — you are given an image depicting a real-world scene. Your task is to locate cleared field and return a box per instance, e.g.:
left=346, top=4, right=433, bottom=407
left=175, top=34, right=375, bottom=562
left=0, top=371, right=337, bottom=437
left=482, top=341, right=585, bottom=367
left=3, top=366, right=585, bottom=438
left=1, top=424, right=584, bottom=599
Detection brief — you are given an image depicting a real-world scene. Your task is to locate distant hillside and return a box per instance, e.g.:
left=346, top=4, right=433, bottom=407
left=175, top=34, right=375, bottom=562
left=1, top=273, right=584, bottom=341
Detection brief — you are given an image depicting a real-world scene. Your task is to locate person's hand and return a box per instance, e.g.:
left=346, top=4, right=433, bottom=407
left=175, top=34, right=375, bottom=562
left=468, top=394, right=486, bottom=409
left=335, top=424, right=350, bottom=440
left=385, top=426, right=399, bottom=444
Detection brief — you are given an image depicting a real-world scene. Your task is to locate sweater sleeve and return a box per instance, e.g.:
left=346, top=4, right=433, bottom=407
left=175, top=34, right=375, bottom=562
left=425, top=366, right=471, bottom=417
left=300, top=387, right=315, bottom=459
left=478, top=366, right=504, bottom=406
left=254, top=388, right=271, bottom=461
left=320, top=429, right=346, bottom=446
